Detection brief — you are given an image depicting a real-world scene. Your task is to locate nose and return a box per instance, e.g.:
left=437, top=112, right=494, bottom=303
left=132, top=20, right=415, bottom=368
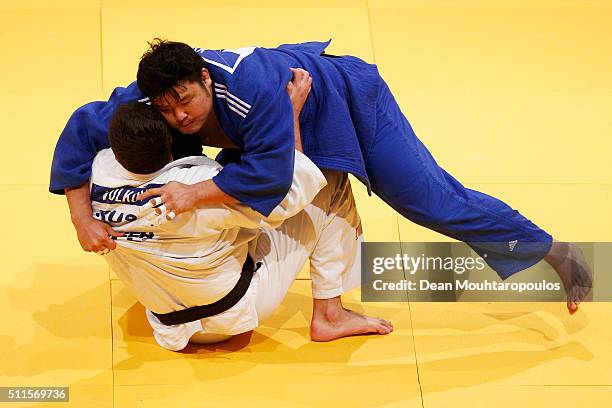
left=174, top=108, right=188, bottom=123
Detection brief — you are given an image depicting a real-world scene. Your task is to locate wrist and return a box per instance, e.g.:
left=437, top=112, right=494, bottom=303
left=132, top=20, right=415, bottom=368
left=71, top=212, right=93, bottom=226
left=193, top=181, right=208, bottom=206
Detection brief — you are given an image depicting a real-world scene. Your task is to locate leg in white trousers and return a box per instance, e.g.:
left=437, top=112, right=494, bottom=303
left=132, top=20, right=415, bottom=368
left=190, top=170, right=362, bottom=344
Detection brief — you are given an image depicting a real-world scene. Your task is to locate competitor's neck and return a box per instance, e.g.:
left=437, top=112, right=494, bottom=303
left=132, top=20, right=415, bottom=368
left=197, top=111, right=239, bottom=149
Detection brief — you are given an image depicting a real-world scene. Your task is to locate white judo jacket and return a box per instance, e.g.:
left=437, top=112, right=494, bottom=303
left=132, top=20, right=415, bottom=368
left=90, top=149, right=326, bottom=350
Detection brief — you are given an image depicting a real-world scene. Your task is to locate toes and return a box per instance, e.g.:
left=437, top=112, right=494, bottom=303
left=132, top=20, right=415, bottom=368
left=371, top=317, right=394, bottom=332
left=376, top=324, right=391, bottom=335
left=381, top=320, right=394, bottom=331
left=372, top=320, right=393, bottom=335
left=567, top=300, right=578, bottom=314
left=384, top=319, right=394, bottom=329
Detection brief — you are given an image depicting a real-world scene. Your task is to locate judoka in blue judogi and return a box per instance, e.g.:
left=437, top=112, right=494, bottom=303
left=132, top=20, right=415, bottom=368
left=50, top=39, right=557, bottom=280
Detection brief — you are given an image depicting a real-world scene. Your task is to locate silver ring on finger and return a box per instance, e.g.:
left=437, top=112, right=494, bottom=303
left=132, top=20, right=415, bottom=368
left=166, top=210, right=176, bottom=221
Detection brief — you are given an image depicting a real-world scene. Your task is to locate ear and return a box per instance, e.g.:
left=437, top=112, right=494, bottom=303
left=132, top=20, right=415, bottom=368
left=201, top=68, right=212, bottom=87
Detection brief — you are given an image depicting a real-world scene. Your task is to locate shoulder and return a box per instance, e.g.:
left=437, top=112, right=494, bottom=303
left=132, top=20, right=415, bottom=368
left=91, top=149, right=119, bottom=181
left=194, top=45, right=290, bottom=122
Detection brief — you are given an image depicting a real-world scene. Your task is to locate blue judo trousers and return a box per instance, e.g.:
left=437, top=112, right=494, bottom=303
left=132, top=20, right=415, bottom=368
left=49, top=40, right=552, bottom=280
left=369, top=79, right=552, bottom=278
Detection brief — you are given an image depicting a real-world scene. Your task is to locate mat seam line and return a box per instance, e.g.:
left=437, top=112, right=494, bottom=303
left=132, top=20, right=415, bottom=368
left=365, top=0, right=378, bottom=63
left=99, top=5, right=104, bottom=96
left=398, top=216, right=426, bottom=408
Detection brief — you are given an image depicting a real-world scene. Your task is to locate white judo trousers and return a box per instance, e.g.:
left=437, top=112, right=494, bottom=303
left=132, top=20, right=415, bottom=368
left=191, top=169, right=364, bottom=344
left=90, top=149, right=362, bottom=351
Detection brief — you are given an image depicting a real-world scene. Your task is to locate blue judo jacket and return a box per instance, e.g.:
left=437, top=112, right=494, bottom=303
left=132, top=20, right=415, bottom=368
left=49, top=40, right=380, bottom=216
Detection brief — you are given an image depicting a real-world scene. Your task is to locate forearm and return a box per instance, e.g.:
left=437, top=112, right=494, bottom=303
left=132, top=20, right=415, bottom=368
left=65, top=183, right=93, bottom=224
left=293, top=113, right=303, bottom=153
left=287, top=67, right=309, bottom=153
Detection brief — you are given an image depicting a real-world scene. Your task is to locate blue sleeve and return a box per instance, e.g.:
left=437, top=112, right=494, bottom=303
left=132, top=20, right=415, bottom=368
left=212, top=58, right=295, bottom=216
left=49, top=82, right=144, bottom=194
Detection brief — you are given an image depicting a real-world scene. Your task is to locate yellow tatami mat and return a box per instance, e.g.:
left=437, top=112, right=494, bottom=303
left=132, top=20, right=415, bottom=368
left=0, top=7, right=102, bottom=186
left=111, top=280, right=421, bottom=407
left=1, top=0, right=611, bottom=406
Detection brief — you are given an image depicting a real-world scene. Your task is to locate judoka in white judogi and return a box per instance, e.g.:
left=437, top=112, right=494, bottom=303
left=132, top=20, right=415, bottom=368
left=90, top=149, right=363, bottom=351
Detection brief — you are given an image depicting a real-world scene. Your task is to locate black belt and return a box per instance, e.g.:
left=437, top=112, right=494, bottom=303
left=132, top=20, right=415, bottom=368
left=152, top=255, right=261, bottom=326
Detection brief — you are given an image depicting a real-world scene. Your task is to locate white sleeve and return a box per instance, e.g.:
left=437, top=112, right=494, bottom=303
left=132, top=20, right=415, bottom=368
left=162, top=150, right=327, bottom=234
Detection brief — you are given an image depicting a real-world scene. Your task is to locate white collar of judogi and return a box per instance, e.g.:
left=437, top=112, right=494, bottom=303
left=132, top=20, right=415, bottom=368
left=93, top=148, right=221, bottom=188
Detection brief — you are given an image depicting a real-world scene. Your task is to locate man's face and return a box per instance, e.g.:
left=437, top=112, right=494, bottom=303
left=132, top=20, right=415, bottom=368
left=152, top=70, right=213, bottom=134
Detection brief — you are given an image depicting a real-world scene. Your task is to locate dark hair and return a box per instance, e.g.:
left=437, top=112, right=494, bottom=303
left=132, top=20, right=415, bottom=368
left=108, top=101, right=173, bottom=174
left=137, top=38, right=206, bottom=100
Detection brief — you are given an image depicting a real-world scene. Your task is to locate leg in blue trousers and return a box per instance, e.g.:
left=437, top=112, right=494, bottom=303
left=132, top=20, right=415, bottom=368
left=364, top=79, right=591, bottom=312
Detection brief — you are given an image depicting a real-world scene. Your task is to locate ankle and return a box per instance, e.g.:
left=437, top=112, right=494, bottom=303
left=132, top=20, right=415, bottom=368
left=313, top=297, right=344, bottom=322
left=545, top=240, right=570, bottom=267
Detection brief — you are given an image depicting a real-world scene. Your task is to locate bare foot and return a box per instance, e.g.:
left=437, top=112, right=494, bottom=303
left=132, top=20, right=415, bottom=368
left=310, top=297, right=393, bottom=342
left=545, top=241, right=593, bottom=314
